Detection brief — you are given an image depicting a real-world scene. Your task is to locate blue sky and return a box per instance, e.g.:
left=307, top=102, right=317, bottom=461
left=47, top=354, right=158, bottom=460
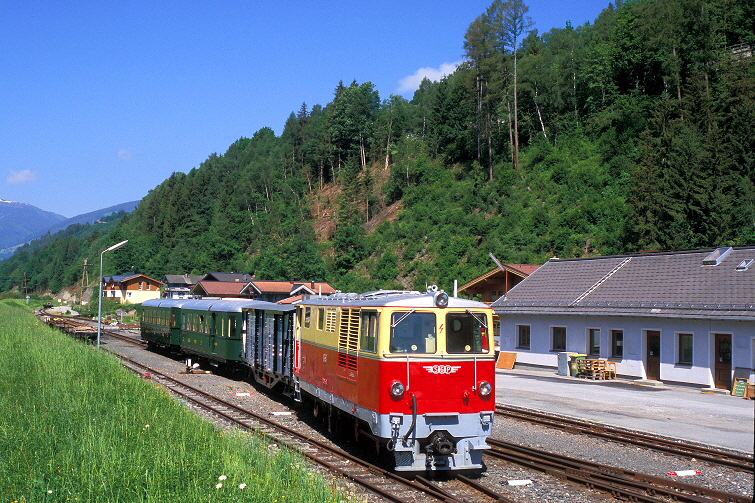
left=1, top=0, right=612, bottom=218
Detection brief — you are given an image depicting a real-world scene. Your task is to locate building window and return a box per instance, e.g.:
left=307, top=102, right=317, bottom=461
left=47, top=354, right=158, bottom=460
left=588, top=328, right=600, bottom=356
left=139, top=282, right=143, bottom=290
left=304, top=307, right=311, bottom=328
left=517, top=325, right=530, bottom=349
left=552, top=326, right=566, bottom=351
left=317, top=308, right=324, bottom=330
left=678, top=333, right=693, bottom=364
left=611, top=330, right=623, bottom=358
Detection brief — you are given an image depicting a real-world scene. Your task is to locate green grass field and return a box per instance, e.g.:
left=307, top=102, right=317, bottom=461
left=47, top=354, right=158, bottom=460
left=0, top=300, right=355, bottom=502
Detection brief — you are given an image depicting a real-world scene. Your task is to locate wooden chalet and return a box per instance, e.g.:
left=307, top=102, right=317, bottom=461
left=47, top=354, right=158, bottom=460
left=458, top=262, right=540, bottom=350
left=102, top=273, right=163, bottom=304
left=458, top=263, right=541, bottom=304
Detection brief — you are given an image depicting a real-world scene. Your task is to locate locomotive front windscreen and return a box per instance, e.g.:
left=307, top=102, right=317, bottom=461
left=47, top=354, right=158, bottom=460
left=446, top=312, right=490, bottom=353
left=390, top=311, right=436, bottom=353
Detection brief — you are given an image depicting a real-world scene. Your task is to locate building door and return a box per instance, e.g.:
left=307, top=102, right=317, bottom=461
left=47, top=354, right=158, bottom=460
left=646, top=331, right=661, bottom=380
left=714, top=334, right=732, bottom=390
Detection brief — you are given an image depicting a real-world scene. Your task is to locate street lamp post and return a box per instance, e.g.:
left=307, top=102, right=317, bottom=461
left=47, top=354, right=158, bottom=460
left=97, top=240, right=128, bottom=349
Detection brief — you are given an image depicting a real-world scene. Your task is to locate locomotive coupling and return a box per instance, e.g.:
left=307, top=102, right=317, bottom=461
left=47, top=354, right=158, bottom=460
left=427, top=431, right=455, bottom=456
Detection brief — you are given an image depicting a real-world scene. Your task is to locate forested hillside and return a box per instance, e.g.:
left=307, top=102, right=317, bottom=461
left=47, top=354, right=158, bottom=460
left=1, top=0, right=753, bottom=295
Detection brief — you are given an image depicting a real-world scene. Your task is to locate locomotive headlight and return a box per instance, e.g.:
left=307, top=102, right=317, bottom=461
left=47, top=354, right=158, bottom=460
left=389, top=381, right=405, bottom=399
left=434, top=291, right=449, bottom=308
left=478, top=381, right=492, bottom=397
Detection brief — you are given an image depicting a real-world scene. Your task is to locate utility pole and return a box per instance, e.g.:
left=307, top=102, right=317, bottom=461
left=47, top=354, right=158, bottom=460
left=22, top=272, right=27, bottom=298
left=81, top=259, right=90, bottom=308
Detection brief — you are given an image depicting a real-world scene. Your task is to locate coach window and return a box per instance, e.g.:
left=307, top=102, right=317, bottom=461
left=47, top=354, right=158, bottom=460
left=360, top=311, right=379, bottom=353
left=317, top=308, right=324, bottom=330
left=516, top=325, right=530, bottom=349
left=390, top=311, right=435, bottom=353
left=304, top=307, right=311, bottom=328
left=677, top=333, right=693, bottom=365
left=611, top=330, right=624, bottom=358
left=447, top=312, right=489, bottom=353
left=551, top=327, right=566, bottom=351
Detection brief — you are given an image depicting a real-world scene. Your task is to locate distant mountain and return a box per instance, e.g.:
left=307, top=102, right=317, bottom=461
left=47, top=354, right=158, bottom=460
left=0, top=199, right=139, bottom=260
left=0, top=199, right=66, bottom=250
left=40, top=200, right=139, bottom=236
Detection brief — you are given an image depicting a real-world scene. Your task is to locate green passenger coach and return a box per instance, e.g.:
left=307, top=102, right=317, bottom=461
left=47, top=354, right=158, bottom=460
left=140, top=298, right=296, bottom=386
left=141, top=299, right=187, bottom=347
left=178, top=299, right=246, bottom=363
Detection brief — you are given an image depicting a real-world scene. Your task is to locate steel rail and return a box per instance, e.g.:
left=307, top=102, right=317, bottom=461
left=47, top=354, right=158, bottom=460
left=118, top=356, right=463, bottom=503
left=496, top=404, right=754, bottom=471
left=456, top=474, right=521, bottom=503
left=486, top=438, right=751, bottom=503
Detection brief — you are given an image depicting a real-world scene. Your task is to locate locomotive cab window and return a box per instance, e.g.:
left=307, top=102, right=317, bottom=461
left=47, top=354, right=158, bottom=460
left=390, top=311, right=436, bottom=353
left=446, top=312, right=489, bottom=353
left=360, top=311, right=379, bottom=353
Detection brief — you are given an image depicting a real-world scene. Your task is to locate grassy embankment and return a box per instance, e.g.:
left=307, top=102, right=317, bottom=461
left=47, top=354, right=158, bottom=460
left=0, top=300, right=354, bottom=502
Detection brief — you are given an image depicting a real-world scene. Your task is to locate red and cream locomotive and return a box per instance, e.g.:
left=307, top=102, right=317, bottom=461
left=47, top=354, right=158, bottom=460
left=293, top=287, right=495, bottom=471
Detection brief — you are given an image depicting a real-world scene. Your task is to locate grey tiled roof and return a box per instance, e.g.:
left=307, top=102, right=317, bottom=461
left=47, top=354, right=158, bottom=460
left=492, top=247, right=755, bottom=319
left=163, top=274, right=204, bottom=285
left=202, top=272, right=251, bottom=282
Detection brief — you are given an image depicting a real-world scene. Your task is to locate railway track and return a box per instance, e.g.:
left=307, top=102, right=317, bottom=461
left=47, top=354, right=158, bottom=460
left=486, top=437, right=750, bottom=503
left=496, top=404, right=754, bottom=471
left=117, top=356, right=477, bottom=503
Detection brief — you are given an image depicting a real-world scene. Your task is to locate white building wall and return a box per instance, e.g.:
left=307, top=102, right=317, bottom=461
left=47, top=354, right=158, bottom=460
left=498, top=313, right=754, bottom=388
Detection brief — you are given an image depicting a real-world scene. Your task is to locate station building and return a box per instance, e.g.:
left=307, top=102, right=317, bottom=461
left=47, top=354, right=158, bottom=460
left=492, top=247, right=755, bottom=389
